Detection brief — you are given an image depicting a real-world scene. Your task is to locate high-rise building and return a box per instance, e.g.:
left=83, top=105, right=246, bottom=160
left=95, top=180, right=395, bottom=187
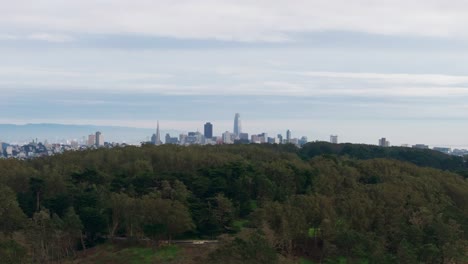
left=330, top=135, right=338, bottom=144
left=87, top=134, right=96, bottom=146
left=286, top=129, right=291, bottom=143
left=204, top=122, right=213, bottom=139
left=222, top=131, right=232, bottom=144
left=277, top=134, right=283, bottom=144
left=95, top=131, right=103, bottom=146
left=378, top=137, right=389, bottom=147
left=154, top=121, right=162, bottom=145
left=233, top=113, right=241, bottom=138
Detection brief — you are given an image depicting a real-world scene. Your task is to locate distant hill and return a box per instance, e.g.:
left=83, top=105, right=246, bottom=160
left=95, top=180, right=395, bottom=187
left=300, top=141, right=468, bottom=177
left=0, top=123, right=180, bottom=144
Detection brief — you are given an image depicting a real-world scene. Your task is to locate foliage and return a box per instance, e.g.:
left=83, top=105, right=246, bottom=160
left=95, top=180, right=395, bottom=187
left=0, top=144, right=466, bottom=263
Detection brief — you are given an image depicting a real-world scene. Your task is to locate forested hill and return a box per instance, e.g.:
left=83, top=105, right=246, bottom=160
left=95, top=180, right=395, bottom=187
left=300, top=142, right=468, bottom=177
left=0, top=144, right=467, bottom=263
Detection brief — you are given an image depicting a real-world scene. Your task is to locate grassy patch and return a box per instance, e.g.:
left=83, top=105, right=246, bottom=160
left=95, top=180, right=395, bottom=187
left=154, top=245, right=180, bottom=262
left=232, top=219, right=249, bottom=231
left=299, top=258, right=316, bottom=264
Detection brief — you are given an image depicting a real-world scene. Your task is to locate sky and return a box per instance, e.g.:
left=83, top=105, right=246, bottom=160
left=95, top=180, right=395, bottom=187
left=1, top=0, right=468, bottom=147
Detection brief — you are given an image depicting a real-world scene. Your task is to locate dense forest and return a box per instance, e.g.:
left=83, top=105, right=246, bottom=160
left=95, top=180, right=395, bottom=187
left=0, top=143, right=467, bottom=263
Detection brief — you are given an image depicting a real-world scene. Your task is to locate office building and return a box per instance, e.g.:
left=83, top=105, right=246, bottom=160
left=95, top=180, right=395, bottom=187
left=239, top=133, right=249, bottom=140
left=330, top=135, right=338, bottom=144
left=165, top=133, right=179, bottom=144
left=95, top=131, right=103, bottom=146
left=378, top=137, right=389, bottom=147
left=286, top=129, right=291, bottom=143
left=204, top=122, right=213, bottom=139
left=87, top=134, right=96, bottom=146
left=223, top=131, right=232, bottom=144
left=233, top=113, right=241, bottom=138
left=277, top=134, right=283, bottom=144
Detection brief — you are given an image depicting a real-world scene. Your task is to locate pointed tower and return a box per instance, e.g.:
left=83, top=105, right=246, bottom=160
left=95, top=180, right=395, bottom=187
left=156, top=121, right=162, bottom=145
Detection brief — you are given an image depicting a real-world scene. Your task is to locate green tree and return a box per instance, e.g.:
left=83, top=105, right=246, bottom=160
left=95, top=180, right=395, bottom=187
left=0, top=185, right=27, bottom=237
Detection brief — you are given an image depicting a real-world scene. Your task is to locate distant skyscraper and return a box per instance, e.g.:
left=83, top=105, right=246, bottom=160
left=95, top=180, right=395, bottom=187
left=233, top=113, right=241, bottom=138
left=95, top=131, right=103, bottom=146
left=155, top=121, right=162, bottom=145
left=204, top=122, right=213, bottom=139
left=378, top=137, right=389, bottom=147
left=286, top=129, right=291, bottom=143
left=88, top=134, right=96, bottom=146
left=330, top=135, right=338, bottom=144
left=277, top=134, right=283, bottom=144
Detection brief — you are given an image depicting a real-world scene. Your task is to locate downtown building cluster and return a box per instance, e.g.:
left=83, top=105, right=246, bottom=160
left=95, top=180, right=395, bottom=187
left=149, top=113, right=309, bottom=147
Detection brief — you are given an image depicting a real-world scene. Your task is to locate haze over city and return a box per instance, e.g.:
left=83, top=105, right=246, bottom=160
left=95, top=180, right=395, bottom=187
left=2, top=1, right=468, bottom=147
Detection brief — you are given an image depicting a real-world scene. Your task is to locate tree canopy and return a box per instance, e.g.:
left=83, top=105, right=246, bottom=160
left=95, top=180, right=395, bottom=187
left=0, top=143, right=466, bottom=263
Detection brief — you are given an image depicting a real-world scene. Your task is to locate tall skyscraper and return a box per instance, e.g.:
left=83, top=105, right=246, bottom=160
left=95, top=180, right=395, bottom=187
left=154, top=121, right=162, bottom=145
left=286, top=129, right=291, bottom=143
left=233, top=113, right=241, bottom=137
left=95, top=131, right=103, bottom=146
left=330, top=135, right=338, bottom=144
left=204, top=122, right=213, bottom=139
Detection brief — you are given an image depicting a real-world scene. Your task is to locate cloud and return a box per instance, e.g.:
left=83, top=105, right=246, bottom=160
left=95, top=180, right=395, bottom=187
left=298, top=71, right=468, bottom=86
left=1, top=66, right=468, bottom=98
left=0, top=33, right=74, bottom=42
left=27, top=33, right=74, bottom=43
left=1, top=1, right=468, bottom=42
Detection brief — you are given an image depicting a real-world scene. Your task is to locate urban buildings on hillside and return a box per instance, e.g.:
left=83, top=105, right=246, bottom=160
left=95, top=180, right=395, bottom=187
left=379, top=137, right=390, bottom=147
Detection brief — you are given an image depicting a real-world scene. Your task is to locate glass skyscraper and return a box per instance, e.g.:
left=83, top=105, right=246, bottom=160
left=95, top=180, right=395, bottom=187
left=234, top=113, right=241, bottom=137
left=204, top=122, right=213, bottom=139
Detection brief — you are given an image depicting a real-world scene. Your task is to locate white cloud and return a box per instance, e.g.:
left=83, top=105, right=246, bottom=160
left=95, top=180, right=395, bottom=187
left=1, top=1, right=468, bottom=42
left=1, top=65, right=468, bottom=98
left=0, top=33, right=74, bottom=42
left=298, top=71, right=468, bottom=86
left=27, top=33, right=74, bottom=43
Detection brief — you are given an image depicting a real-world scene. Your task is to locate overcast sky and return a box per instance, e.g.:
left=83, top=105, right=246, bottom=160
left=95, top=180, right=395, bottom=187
left=1, top=0, right=468, bottom=146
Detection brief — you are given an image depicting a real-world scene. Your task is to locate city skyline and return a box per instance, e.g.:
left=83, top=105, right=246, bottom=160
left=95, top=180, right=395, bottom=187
left=1, top=118, right=468, bottom=149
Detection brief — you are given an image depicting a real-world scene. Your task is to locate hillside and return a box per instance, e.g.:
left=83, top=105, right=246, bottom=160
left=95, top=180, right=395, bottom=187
left=0, top=144, right=467, bottom=263
left=300, top=142, right=468, bottom=177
